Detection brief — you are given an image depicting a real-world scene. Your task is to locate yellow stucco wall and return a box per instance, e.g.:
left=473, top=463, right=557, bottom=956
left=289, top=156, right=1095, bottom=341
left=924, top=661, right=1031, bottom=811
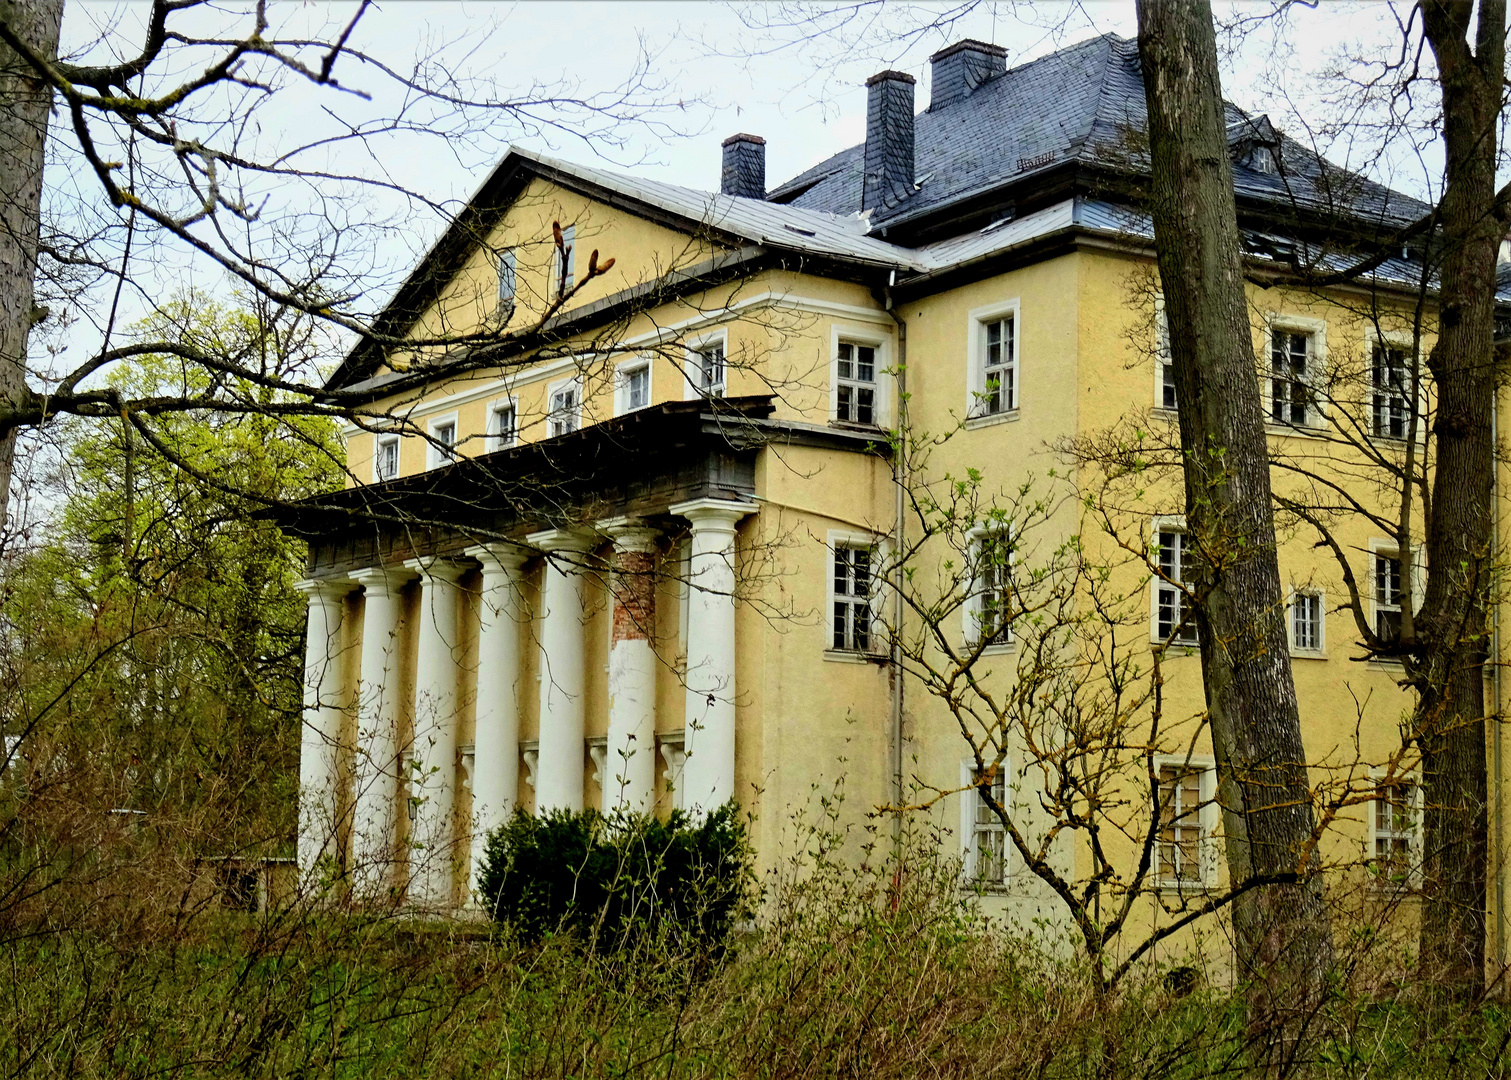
left=329, top=173, right=1510, bottom=963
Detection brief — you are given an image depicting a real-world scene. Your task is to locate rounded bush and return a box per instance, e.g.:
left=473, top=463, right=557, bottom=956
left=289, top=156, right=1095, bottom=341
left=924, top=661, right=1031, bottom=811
left=477, top=802, right=754, bottom=954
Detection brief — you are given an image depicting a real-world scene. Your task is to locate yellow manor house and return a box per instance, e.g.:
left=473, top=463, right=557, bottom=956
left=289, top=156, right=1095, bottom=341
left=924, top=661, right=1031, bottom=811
left=278, top=34, right=1511, bottom=965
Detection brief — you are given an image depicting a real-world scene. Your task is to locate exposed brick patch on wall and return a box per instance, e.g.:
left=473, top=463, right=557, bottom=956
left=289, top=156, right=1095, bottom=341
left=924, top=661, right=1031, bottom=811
left=611, top=550, right=656, bottom=642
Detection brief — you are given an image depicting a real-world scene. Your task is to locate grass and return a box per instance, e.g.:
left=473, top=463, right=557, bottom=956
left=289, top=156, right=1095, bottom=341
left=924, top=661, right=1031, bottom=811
left=2, top=829, right=1510, bottom=1077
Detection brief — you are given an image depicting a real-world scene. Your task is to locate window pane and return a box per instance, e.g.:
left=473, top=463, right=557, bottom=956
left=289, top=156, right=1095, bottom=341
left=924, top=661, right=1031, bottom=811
left=857, top=346, right=875, bottom=382
left=852, top=549, right=870, bottom=596
left=498, top=249, right=516, bottom=304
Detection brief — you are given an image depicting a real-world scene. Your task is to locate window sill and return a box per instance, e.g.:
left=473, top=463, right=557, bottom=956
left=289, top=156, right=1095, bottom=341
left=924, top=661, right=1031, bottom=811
left=823, top=649, right=886, bottom=665
left=958, top=880, right=1012, bottom=896
left=1289, top=649, right=1328, bottom=661
left=828, top=419, right=888, bottom=436
left=1156, top=882, right=1214, bottom=900
left=1265, top=421, right=1329, bottom=441
left=1366, top=878, right=1421, bottom=897
left=1149, top=638, right=1201, bottom=654
left=964, top=409, right=1020, bottom=431
left=1151, top=406, right=1178, bottom=420
left=969, top=640, right=1016, bottom=657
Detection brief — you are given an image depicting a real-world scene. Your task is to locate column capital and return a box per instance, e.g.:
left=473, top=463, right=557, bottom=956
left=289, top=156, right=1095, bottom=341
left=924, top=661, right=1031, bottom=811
left=294, top=576, right=353, bottom=603
left=526, top=526, right=597, bottom=554
left=402, top=557, right=469, bottom=584
left=669, top=498, right=758, bottom=532
left=598, top=516, right=660, bottom=553
left=350, top=565, right=417, bottom=596
left=464, top=543, right=532, bottom=575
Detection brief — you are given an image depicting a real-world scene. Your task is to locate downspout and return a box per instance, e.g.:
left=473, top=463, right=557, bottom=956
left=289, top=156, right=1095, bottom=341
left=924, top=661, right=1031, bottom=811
left=883, top=273, right=907, bottom=862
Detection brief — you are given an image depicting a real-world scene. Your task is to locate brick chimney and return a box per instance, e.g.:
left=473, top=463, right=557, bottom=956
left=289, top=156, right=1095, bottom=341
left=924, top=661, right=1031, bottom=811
left=863, top=70, right=916, bottom=212
left=720, top=133, right=766, bottom=200
left=928, top=39, right=1007, bottom=110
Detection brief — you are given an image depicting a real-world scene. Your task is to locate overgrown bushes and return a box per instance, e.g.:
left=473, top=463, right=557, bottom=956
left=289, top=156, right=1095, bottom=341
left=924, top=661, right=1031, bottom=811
left=476, top=802, right=755, bottom=953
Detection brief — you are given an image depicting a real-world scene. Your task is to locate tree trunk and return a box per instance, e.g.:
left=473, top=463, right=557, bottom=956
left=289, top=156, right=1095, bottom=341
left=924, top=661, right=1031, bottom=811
left=0, top=0, right=61, bottom=523
left=1413, top=0, right=1504, bottom=996
left=1136, top=0, right=1332, bottom=1015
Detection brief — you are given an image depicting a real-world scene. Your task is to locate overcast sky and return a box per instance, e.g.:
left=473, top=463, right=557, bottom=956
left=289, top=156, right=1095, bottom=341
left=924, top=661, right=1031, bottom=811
left=54, top=1, right=1432, bottom=229
left=41, top=2, right=1438, bottom=371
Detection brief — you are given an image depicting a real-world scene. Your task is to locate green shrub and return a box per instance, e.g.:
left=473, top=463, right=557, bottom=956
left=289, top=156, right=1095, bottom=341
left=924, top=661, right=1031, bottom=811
left=477, top=802, right=755, bottom=954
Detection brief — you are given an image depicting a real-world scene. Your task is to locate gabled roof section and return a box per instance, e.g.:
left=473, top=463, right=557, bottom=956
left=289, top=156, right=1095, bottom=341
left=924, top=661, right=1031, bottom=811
left=327, top=147, right=920, bottom=391
left=768, top=33, right=1429, bottom=236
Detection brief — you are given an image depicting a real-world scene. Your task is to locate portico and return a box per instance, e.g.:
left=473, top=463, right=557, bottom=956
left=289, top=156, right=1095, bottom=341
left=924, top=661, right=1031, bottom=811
left=281, top=399, right=791, bottom=906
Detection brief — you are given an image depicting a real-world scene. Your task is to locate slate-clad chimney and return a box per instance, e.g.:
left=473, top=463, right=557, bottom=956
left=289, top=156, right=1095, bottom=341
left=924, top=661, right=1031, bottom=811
left=720, top=133, right=766, bottom=200
left=928, top=39, right=1007, bottom=110
left=863, top=70, right=916, bottom=212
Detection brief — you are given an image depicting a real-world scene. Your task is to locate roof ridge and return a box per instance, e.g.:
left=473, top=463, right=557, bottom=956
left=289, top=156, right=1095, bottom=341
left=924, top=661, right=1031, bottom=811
left=1065, top=34, right=1119, bottom=159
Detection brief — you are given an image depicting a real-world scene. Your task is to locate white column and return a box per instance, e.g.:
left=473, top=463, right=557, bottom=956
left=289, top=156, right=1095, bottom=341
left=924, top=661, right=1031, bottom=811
left=403, top=558, right=467, bottom=909
left=527, top=528, right=595, bottom=813
left=463, top=543, right=530, bottom=901
left=669, top=499, right=756, bottom=817
left=348, top=566, right=415, bottom=899
left=295, top=577, right=352, bottom=886
left=600, top=518, right=660, bottom=815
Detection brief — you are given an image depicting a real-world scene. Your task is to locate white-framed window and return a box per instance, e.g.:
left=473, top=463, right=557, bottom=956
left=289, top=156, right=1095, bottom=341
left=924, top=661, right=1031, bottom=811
left=551, top=225, right=576, bottom=298
left=965, top=527, right=1013, bottom=648
left=835, top=340, right=878, bottom=425
left=685, top=332, right=727, bottom=399
left=487, top=397, right=517, bottom=452
left=615, top=359, right=651, bottom=414
left=1370, top=340, right=1411, bottom=439
left=374, top=433, right=400, bottom=482
left=1290, top=589, right=1324, bottom=654
left=830, top=541, right=876, bottom=653
left=965, top=299, right=1020, bottom=422
left=1269, top=324, right=1317, bottom=425
left=1155, top=298, right=1177, bottom=411
left=1155, top=757, right=1216, bottom=890
left=960, top=760, right=1009, bottom=888
left=426, top=413, right=458, bottom=470
left=547, top=378, right=581, bottom=438
left=1368, top=769, right=1421, bottom=888
left=496, top=248, right=517, bottom=315
left=1150, top=519, right=1199, bottom=646
left=1372, top=546, right=1403, bottom=644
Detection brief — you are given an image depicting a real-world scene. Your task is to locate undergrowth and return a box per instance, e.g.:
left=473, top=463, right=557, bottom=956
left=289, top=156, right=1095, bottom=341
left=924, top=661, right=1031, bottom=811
left=2, top=814, right=1509, bottom=1079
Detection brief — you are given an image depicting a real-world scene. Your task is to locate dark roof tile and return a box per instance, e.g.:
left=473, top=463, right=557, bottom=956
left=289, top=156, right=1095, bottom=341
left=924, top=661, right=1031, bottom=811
left=769, top=33, right=1428, bottom=232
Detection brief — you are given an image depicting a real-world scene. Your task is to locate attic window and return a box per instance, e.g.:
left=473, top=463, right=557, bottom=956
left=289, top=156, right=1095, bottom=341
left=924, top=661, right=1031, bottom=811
left=982, top=215, right=1014, bottom=234
left=783, top=223, right=817, bottom=237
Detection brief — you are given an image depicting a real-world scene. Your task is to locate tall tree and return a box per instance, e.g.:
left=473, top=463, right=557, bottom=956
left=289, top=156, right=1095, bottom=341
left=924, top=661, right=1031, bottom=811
left=1410, top=0, right=1503, bottom=992
left=0, top=0, right=60, bottom=526
left=1135, top=0, right=1331, bottom=1006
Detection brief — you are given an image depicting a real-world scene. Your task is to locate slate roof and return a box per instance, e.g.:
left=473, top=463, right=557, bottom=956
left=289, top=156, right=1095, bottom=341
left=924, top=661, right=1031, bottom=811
left=327, top=33, right=1439, bottom=392
left=510, top=148, right=921, bottom=270
left=768, top=33, right=1429, bottom=234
